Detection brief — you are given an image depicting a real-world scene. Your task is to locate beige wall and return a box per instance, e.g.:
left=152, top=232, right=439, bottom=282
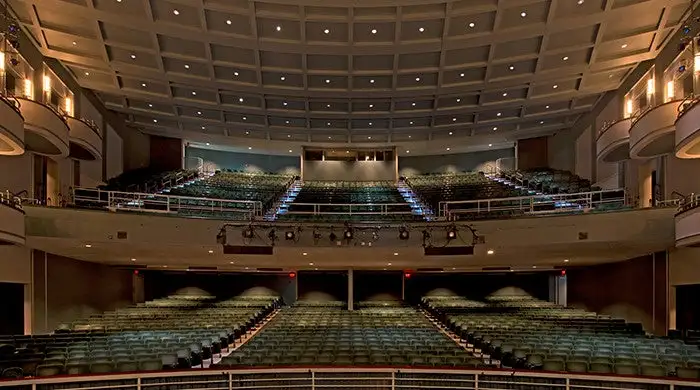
left=0, top=246, right=31, bottom=284
left=106, top=125, right=124, bottom=180
left=0, top=154, right=32, bottom=195
left=668, top=247, right=700, bottom=330
left=122, top=127, right=150, bottom=172
left=664, top=156, right=700, bottom=199
left=547, top=131, right=576, bottom=173
left=575, top=125, right=593, bottom=181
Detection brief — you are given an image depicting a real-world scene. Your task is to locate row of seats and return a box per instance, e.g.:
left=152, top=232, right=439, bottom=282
left=423, top=295, right=700, bottom=379
left=166, top=171, right=293, bottom=213
left=0, top=294, right=280, bottom=378
left=215, top=301, right=478, bottom=368
left=500, top=168, right=594, bottom=195
left=102, top=168, right=198, bottom=193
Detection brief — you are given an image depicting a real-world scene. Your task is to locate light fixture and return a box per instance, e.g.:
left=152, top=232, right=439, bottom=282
left=577, top=0, right=584, bottom=4
left=280, top=76, right=286, bottom=81
left=192, top=91, right=197, bottom=95
left=285, top=120, right=290, bottom=124
left=226, top=19, right=232, bottom=25
left=229, top=261, right=234, bottom=264
left=539, top=121, right=544, bottom=124
left=418, top=27, right=425, bottom=32
left=148, top=103, right=153, bottom=107
left=367, top=136, right=372, bottom=139
left=327, top=122, right=331, bottom=126
left=276, top=25, right=282, bottom=31
left=205, top=142, right=209, bottom=145
left=460, top=73, right=465, bottom=77
left=409, top=121, right=414, bottom=124
left=234, top=71, right=239, bottom=76
left=287, top=232, right=297, bottom=241
left=564, top=259, right=570, bottom=263
left=287, top=134, right=291, bottom=138
left=562, top=56, right=569, bottom=61
left=446, top=226, right=457, bottom=240
left=85, top=72, right=90, bottom=76
left=247, top=146, right=252, bottom=150
left=130, top=54, right=136, bottom=59
left=487, top=249, right=494, bottom=255
left=324, top=28, right=330, bottom=34
left=184, top=64, right=190, bottom=69
left=141, top=83, right=147, bottom=87
left=43, top=76, right=52, bottom=92
left=325, top=79, right=330, bottom=83
left=387, top=262, right=392, bottom=266
left=173, top=9, right=179, bottom=15
left=446, top=147, right=450, bottom=151
left=647, top=79, right=655, bottom=95
left=370, top=79, right=375, bottom=84
left=368, top=122, right=373, bottom=126
left=326, top=104, right=331, bottom=108
left=197, top=111, right=202, bottom=115
left=493, top=126, right=497, bottom=131
left=488, top=143, right=492, bottom=147
left=343, top=228, right=354, bottom=240
left=552, top=85, right=558, bottom=89
left=621, top=43, right=628, bottom=49
left=415, top=77, right=420, bottom=82
left=502, top=92, right=508, bottom=97
left=288, top=149, right=293, bottom=153
left=239, top=97, right=244, bottom=103
left=496, top=112, right=502, bottom=117
left=245, top=130, right=249, bottom=134
left=283, top=102, right=288, bottom=106
left=131, top=258, right=136, bottom=262
left=532, top=265, right=537, bottom=269
left=309, top=262, right=314, bottom=266
left=667, top=81, right=675, bottom=99
left=456, top=98, right=461, bottom=102
left=202, top=126, right=206, bottom=130
left=508, top=65, right=515, bottom=71
left=243, top=117, right=247, bottom=121
left=412, top=102, right=416, bottom=106
left=208, top=249, right=214, bottom=254
left=85, top=244, right=92, bottom=248
left=153, top=119, right=158, bottom=123
left=468, top=22, right=475, bottom=28
left=371, top=29, right=377, bottom=34
left=72, top=41, right=77, bottom=45
left=545, top=105, right=550, bottom=109
left=520, top=11, right=527, bottom=17
left=452, top=118, right=456, bottom=122
left=406, top=150, right=410, bottom=153
left=449, top=131, right=453, bottom=135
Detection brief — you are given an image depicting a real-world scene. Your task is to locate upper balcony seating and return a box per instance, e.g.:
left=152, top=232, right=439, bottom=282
left=101, top=168, right=198, bottom=193
left=0, top=294, right=280, bottom=378
left=278, top=181, right=421, bottom=222
left=406, top=173, right=527, bottom=212
left=216, top=301, right=479, bottom=368
left=167, top=170, right=294, bottom=212
left=423, top=295, right=700, bottom=378
left=500, top=168, right=594, bottom=195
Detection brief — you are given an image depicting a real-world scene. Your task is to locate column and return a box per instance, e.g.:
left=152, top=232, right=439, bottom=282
left=638, top=159, right=653, bottom=208
left=23, top=283, right=32, bottom=335
left=348, top=269, right=354, bottom=311
left=556, top=274, right=567, bottom=307
left=132, top=271, right=145, bottom=304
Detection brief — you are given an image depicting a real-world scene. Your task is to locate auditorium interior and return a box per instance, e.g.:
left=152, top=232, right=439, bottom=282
left=2, top=0, right=700, bottom=388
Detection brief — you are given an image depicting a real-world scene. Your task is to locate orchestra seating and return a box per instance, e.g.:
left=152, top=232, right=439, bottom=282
left=216, top=301, right=480, bottom=368
left=0, top=295, right=280, bottom=377
left=166, top=170, right=294, bottom=212
left=101, top=168, right=198, bottom=193
left=500, top=168, right=594, bottom=195
left=277, top=181, right=421, bottom=222
left=406, top=172, right=526, bottom=213
left=422, top=295, right=700, bottom=378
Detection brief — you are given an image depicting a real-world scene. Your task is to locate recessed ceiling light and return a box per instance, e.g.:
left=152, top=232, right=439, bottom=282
left=163, top=265, right=168, bottom=268
left=280, top=76, right=286, bottom=81
left=148, top=103, right=153, bottom=108
left=387, top=262, right=392, bottom=266
left=226, top=19, right=232, bottom=25
left=409, top=121, right=414, bottom=125
left=248, top=146, right=252, bottom=150
left=368, top=136, right=372, bottom=139
left=621, top=43, right=628, bottom=49
left=468, top=22, right=475, bottom=28
left=449, top=131, right=453, bottom=135
left=309, top=262, right=314, bottom=266
left=197, top=111, right=202, bottom=115
left=496, top=112, right=502, bottom=117
left=418, top=27, right=425, bottom=32
left=488, top=143, right=492, bottom=147
left=369, top=79, right=375, bottom=84
left=130, top=54, right=136, bottom=59
left=456, top=98, right=461, bottom=102
left=207, top=249, right=214, bottom=254
left=285, top=120, right=290, bottom=124
left=393, top=252, right=399, bottom=256
left=502, top=92, right=508, bottom=97
left=289, top=149, right=293, bottom=153
left=577, top=0, right=584, bottom=4
left=328, top=136, right=332, bottom=139
left=411, top=102, right=416, bottom=106
left=493, top=126, right=497, bottom=130
left=324, top=28, right=330, bottom=34
left=446, top=147, right=450, bottom=151
left=116, top=0, right=122, bottom=2
left=245, top=267, right=249, bottom=270
left=275, top=25, right=282, bottom=31
left=302, top=252, right=308, bottom=256
left=202, top=126, right=206, bottom=130
left=229, top=261, right=234, bottom=264
left=141, top=83, right=147, bottom=87
left=327, top=122, right=331, bottom=126
left=545, top=105, right=550, bottom=109
left=153, top=119, right=158, bottom=123
left=369, top=104, right=374, bottom=108
left=487, top=249, right=494, bottom=255
left=85, top=244, right=92, bottom=248
left=562, top=56, right=569, bottom=61
left=191, top=91, right=197, bottom=95
left=131, top=258, right=136, bottom=262
left=460, top=73, right=465, bottom=77
left=325, top=79, right=330, bottom=84
left=452, top=118, right=456, bottom=122
left=371, top=29, right=377, bottom=34
left=408, top=135, right=412, bottom=138
left=72, top=41, right=77, bottom=45
left=287, top=134, right=291, bottom=138
left=520, top=11, right=527, bottom=17
left=326, top=104, right=331, bottom=108
left=406, top=150, right=410, bottom=153
left=184, top=64, right=190, bottom=69
left=239, top=97, right=244, bottom=103
left=283, top=102, right=288, bottom=106
left=233, top=71, right=239, bottom=76
left=245, top=130, right=249, bottom=134
left=532, top=265, right=537, bottom=269
left=173, top=9, right=180, bottom=15
left=552, top=85, right=558, bottom=89
left=243, top=117, right=247, bottom=121
left=415, top=77, right=421, bottom=82
left=539, top=121, right=544, bottom=124
left=509, top=65, right=515, bottom=71
left=564, top=259, right=570, bottom=262
left=84, top=72, right=90, bottom=76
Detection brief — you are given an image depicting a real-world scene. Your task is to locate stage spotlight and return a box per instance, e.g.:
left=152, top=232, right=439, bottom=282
left=446, top=226, right=458, bottom=240
left=216, top=228, right=227, bottom=244
left=268, top=229, right=278, bottom=242
left=329, top=232, right=338, bottom=242
left=344, top=228, right=354, bottom=240
left=242, top=226, right=255, bottom=239
left=313, top=230, right=322, bottom=240
left=285, top=231, right=296, bottom=240
left=398, top=227, right=410, bottom=240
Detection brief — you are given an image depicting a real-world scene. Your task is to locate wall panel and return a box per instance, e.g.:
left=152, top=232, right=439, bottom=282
left=303, top=161, right=395, bottom=181
left=186, top=147, right=300, bottom=175
left=398, top=149, right=514, bottom=176
left=517, top=137, right=548, bottom=170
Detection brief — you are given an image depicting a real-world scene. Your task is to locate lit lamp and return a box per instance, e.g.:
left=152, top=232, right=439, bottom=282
left=0, top=52, right=5, bottom=95
left=667, top=81, right=675, bottom=101
left=694, top=54, right=700, bottom=73
left=625, top=99, right=633, bottom=117
left=64, top=96, right=73, bottom=116
left=646, top=79, right=654, bottom=96
left=23, top=79, right=32, bottom=99
left=42, top=75, right=51, bottom=102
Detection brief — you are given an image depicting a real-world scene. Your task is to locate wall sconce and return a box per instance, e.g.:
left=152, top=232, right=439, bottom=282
left=667, top=81, right=675, bottom=100
left=23, top=79, right=33, bottom=99
left=42, top=75, right=51, bottom=92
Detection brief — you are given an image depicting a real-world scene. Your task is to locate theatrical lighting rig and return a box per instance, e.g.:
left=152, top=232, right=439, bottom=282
left=398, top=226, right=410, bottom=240
left=446, top=225, right=458, bottom=240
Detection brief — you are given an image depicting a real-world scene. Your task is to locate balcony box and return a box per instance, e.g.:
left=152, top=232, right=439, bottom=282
left=596, top=118, right=631, bottom=163
left=15, top=97, right=69, bottom=157
left=67, top=117, right=103, bottom=160
left=0, top=95, right=25, bottom=156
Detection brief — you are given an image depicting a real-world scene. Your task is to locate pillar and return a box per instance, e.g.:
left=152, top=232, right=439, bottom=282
left=132, top=271, right=145, bottom=304
left=638, top=159, right=653, bottom=208
left=46, top=158, right=59, bottom=206
left=557, top=274, right=567, bottom=307
left=23, top=283, right=32, bottom=335
left=348, top=269, right=354, bottom=311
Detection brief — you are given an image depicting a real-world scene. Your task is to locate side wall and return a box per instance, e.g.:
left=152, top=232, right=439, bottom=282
left=398, top=148, right=515, bottom=176
left=150, top=136, right=183, bottom=172
left=517, top=137, right=548, bottom=170
left=567, top=254, right=668, bottom=334
left=303, top=161, right=396, bottom=181
left=186, top=147, right=300, bottom=175
left=404, top=273, right=551, bottom=303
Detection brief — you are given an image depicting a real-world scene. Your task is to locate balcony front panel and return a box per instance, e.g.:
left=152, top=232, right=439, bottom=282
left=0, top=203, right=25, bottom=246
left=15, top=98, right=69, bottom=157
left=676, top=206, right=700, bottom=247
left=629, top=100, right=682, bottom=159
left=675, top=99, right=700, bottom=159
left=67, top=117, right=103, bottom=161
left=0, top=95, right=25, bottom=156
left=596, top=118, right=631, bottom=163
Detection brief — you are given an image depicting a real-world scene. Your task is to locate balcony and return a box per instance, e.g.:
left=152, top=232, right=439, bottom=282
left=675, top=97, right=700, bottom=159
left=0, top=95, right=25, bottom=156
left=0, top=191, right=25, bottom=246
left=66, top=117, right=103, bottom=160
left=675, top=195, right=700, bottom=247
left=629, top=100, right=683, bottom=159
left=15, top=97, right=69, bottom=157
left=596, top=118, right=631, bottom=163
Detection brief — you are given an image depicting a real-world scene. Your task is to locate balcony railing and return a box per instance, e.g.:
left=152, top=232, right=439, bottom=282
left=71, top=187, right=263, bottom=219
left=438, top=189, right=627, bottom=220
left=677, top=95, right=700, bottom=120
left=0, top=190, right=23, bottom=211
left=0, top=367, right=698, bottom=389
left=0, top=92, right=22, bottom=116
left=282, top=202, right=416, bottom=216
left=677, top=193, right=700, bottom=215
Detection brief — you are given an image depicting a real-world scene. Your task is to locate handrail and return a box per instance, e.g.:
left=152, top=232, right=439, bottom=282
left=0, top=366, right=698, bottom=388
left=677, top=94, right=700, bottom=120
left=13, top=96, right=70, bottom=127
left=677, top=193, right=700, bottom=215
left=630, top=99, right=683, bottom=128
left=71, top=187, right=263, bottom=218
left=68, top=116, right=102, bottom=136
left=284, top=202, right=416, bottom=216
left=0, top=190, right=23, bottom=211
left=0, top=92, right=22, bottom=117
left=596, top=117, right=631, bottom=140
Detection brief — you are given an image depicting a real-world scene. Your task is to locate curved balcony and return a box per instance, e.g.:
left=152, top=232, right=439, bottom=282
left=675, top=195, right=700, bottom=247
left=629, top=100, right=683, bottom=159
left=0, top=191, right=25, bottom=246
left=675, top=96, right=700, bottom=159
left=15, top=97, right=69, bottom=157
left=66, top=117, right=103, bottom=160
left=596, top=118, right=631, bottom=163
left=0, top=94, right=25, bottom=156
